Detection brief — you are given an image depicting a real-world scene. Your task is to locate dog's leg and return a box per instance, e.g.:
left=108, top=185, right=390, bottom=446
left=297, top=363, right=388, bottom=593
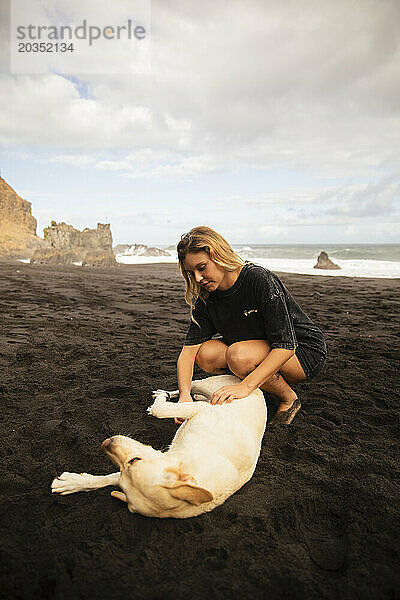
left=51, top=471, right=120, bottom=495
left=153, top=388, right=179, bottom=399
left=190, top=375, right=241, bottom=401
left=148, top=392, right=208, bottom=420
left=154, top=388, right=206, bottom=401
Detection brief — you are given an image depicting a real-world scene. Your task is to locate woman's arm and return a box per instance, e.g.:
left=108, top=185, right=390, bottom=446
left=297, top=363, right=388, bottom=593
left=243, top=348, right=294, bottom=391
left=175, top=344, right=201, bottom=424
left=210, top=347, right=294, bottom=404
left=177, top=344, right=201, bottom=400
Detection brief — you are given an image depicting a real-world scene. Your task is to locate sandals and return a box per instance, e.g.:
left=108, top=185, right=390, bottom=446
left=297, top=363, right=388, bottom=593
left=269, top=398, right=301, bottom=426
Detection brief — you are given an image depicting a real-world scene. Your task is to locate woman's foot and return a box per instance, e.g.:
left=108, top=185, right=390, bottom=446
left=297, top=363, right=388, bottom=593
left=269, top=398, right=301, bottom=425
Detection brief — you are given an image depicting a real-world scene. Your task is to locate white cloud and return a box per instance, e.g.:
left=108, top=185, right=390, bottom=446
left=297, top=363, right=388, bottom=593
left=245, top=188, right=335, bottom=207
left=0, top=0, right=399, bottom=178
left=244, top=175, right=400, bottom=224
left=372, top=222, right=400, bottom=241
left=46, top=154, right=96, bottom=166
left=2, top=0, right=400, bottom=245
left=0, top=75, right=155, bottom=150
left=325, top=176, right=399, bottom=218
left=259, top=225, right=290, bottom=238
left=96, top=151, right=221, bottom=179
left=344, top=225, right=357, bottom=237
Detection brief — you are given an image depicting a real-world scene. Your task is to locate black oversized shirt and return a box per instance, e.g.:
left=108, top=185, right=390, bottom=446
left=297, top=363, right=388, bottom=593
left=184, top=262, right=326, bottom=353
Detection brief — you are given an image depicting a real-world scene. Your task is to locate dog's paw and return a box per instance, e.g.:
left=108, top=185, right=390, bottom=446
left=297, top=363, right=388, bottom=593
left=152, top=389, right=170, bottom=401
left=147, top=403, right=164, bottom=417
left=51, top=472, right=93, bottom=495
left=148, top=390, right=169, bottom=416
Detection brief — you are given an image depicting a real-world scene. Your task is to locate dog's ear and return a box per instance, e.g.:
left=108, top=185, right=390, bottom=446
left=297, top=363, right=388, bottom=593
left=166, top=482, right=213, bottom=506
left=162, top=463, right=213, bottom=505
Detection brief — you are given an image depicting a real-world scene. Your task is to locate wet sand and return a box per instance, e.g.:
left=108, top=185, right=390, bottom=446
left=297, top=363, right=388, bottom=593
left=0, top=260, right=399, bottom=599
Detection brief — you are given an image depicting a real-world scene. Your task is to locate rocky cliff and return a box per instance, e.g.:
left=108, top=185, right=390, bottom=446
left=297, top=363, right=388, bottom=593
left=0, top=177, right=43, bottom=257
left=31, top=222, right=117, bottom=267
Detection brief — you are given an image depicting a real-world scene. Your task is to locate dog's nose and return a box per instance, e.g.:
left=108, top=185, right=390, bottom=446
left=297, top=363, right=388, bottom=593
left=101, top=437, right=113, bottom=450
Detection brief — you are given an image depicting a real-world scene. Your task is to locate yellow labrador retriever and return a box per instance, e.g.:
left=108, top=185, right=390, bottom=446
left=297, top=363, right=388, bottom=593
left=51, top=375, right=267, bottom=518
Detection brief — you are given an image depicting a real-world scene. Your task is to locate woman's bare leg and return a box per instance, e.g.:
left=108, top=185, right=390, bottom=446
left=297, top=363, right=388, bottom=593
left=195, top=339, right=229, bottom=374
left=226, top=340, right=306, bottom=423
left=195, top=339, right=306, bottom=423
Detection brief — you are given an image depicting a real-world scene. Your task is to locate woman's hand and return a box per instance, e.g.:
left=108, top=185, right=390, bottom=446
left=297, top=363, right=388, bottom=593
left=210, top=381, right=253, bottom=405
left=174, top=394, right=193, bottom=425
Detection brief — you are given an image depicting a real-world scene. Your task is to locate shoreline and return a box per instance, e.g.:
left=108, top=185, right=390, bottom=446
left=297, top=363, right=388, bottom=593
left=5, top=256, right=400, bottom=281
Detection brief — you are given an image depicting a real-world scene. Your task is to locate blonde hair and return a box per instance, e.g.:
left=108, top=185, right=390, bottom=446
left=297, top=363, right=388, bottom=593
left=177, top=226, right=244, bottom=322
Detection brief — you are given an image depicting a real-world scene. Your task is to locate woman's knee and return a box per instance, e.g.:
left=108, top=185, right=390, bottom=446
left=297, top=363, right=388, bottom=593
left=196, top=340, right=228, bottom=374
left=226, top=340, right=270, bottom=377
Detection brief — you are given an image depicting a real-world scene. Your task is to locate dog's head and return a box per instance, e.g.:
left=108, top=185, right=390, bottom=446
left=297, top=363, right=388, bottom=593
left=102, top=435, right=213, bottom=517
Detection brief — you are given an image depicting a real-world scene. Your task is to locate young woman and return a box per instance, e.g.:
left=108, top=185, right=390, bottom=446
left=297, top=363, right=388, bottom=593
left=176, top=226, right=327, bottom=425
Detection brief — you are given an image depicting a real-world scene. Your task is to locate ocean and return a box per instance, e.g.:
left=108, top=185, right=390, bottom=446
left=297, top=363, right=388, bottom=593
left=116, top=244, right=400, bottom=279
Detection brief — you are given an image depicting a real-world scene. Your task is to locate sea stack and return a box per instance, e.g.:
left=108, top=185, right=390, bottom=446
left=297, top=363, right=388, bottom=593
left=0, top=177, right=43, bottom=257
left=314, top=251, right=341, bottom=270
left=31, top=222, right=117, bottom=267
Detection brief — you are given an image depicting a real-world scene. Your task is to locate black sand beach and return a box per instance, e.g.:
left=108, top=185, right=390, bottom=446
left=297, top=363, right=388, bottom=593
left=0, top=261, right=399, bottom=600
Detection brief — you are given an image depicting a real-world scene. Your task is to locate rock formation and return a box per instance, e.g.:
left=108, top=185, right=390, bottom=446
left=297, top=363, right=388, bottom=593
left=115, top=243, right=170, bottom=257
left=31, top=222, right=117, bottom=267
left=143, top=246, right=170, bottom=257
left=113, top=244, right=131, bottom=255
left=314, top=251, right=341, bottom=270
left=0, top=177, right=43, bottom=257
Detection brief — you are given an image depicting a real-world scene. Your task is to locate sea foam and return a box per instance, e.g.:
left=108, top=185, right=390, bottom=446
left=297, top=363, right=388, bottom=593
left=115, top=252, right=400, bottom=278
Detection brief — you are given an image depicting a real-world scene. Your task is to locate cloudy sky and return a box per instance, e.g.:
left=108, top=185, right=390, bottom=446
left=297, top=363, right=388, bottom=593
left=0, top=0, right=399, bottom=245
